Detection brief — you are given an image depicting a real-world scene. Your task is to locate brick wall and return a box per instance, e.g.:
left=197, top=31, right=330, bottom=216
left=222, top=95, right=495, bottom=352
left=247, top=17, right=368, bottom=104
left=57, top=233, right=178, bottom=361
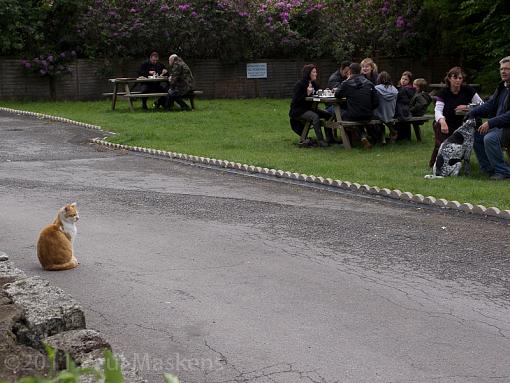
left=0, top=56, right=456, bottom=101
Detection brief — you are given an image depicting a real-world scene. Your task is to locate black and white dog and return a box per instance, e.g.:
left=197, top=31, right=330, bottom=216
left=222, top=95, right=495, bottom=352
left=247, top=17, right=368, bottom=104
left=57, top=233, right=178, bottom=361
left=425, top=118, right=477, bottom=179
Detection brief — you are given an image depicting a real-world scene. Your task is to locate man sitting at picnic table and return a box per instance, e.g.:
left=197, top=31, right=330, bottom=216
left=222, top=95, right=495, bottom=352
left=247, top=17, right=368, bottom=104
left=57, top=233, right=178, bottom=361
left=327, top=60, right=351, bottom=89
left=137, top=51, right=168, bottom=110
left=334, top=62, right=379, bottom=149
left=165, top=54, right=194, bottom=111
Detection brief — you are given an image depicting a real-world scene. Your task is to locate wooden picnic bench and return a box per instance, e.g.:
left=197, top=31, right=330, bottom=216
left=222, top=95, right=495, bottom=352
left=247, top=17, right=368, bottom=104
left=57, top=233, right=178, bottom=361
left=303, top=96, right=434, bottom=148
left=105, top=77, right=203, bottom=111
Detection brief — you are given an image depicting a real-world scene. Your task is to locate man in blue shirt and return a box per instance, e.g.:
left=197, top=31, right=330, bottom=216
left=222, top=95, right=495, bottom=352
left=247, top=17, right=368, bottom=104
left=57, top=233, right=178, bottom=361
left=470, top=56, right=510, bottom=180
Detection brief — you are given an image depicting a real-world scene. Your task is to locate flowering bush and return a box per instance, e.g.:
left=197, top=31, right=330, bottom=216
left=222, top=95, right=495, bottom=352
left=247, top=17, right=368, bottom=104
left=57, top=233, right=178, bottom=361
left=319, top=0, right=423, bottom=60
left=21, top=51, right=76, bottom=77
left=75, top=0, right=424, bottom=62
left=20, top=51, right=76, bottom=100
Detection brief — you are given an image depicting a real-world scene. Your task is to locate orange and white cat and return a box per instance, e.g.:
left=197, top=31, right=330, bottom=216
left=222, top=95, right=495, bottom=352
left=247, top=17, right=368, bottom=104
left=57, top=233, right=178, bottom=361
left=37, top=203, right=80, bottom=271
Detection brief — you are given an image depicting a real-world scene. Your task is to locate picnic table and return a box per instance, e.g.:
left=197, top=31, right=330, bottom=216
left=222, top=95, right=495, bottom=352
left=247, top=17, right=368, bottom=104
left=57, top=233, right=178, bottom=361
left=105, top=77, right=168, bottom=112
left=303, top=96, right=434, bottom=148
left=304, top=96, right=352, bottom=148
left=105, top=77, right=204, bottom=112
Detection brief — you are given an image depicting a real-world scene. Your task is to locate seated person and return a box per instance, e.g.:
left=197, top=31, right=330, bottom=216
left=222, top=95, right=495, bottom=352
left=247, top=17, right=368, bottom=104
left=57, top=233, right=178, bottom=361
left=469, top=56, right=510, bottom=180
left=165, top=54, right=194, bottom=111
left=430, top=66, right=482, bottom=166
left=327, top=61, right=351, bottom=89
left=289, top=64, right=333, bottom=147
left=360, top=58, right=378, bottom=84
left=137, top=51, right=168, bottom=110
left=374, top=71, right=398, bottom=143
left=409, top=78, right=432, bottom=141
left=335, top=63, right=379, bottom=148
left=394, top=70, right=416, bottom=140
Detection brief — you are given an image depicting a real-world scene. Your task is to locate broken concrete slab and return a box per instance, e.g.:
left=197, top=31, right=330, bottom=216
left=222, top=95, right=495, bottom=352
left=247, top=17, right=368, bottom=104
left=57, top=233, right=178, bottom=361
left=4, top=276, right=86, bottom=348
left=45, top=329, right=111, bottom=369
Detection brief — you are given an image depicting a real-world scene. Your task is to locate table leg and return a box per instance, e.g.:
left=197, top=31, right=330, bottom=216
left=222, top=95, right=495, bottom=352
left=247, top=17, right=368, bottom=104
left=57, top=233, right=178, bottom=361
left=334, top=105, right=351, bottom=149
left=300, top=122, right=311, bottom=141
left=125, top=83, right=134, bottom=112
left=111, top=82, right=119, bottom=111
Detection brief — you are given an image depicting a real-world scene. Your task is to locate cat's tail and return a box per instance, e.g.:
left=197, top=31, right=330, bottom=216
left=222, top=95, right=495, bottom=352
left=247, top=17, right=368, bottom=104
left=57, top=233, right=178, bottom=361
left=43, top=258, right=79, bottom=271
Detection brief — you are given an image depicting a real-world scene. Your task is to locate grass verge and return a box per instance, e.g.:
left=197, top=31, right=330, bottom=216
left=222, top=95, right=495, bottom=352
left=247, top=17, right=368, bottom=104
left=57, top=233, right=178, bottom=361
left=1, top=98, right=509, bottom=210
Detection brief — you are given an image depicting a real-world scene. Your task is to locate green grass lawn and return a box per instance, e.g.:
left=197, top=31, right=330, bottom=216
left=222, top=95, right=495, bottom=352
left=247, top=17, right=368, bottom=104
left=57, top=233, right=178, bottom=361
left=2, top=98, right=509, bottom=210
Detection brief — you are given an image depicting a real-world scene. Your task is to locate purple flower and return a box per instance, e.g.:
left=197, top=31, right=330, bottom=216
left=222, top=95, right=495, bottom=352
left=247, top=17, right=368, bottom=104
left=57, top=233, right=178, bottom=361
left=238, top=11, right=248, bottom=17
left=160, top=4, right=169, bottom=12
left=178, top=4, right=190, bottom=11
left=395, top=15, right=406, bottom=28
left=24, top=62, right=32, bottom=69
left=47, top=55, right=54, bottom=62
left=191, top=11, right=198, bottom=17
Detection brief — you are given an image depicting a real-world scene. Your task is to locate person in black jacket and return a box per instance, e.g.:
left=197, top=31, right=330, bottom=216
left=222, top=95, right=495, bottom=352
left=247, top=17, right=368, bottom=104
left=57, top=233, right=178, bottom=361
left=289, top=64, right=332, bottom=147
left=469, top=56, right=510, bottom=180
left=137, top=51, right=168, bottom=110
left=394, top=71, right=416, bottom=141
left=335, top=63, right=379, bottom=148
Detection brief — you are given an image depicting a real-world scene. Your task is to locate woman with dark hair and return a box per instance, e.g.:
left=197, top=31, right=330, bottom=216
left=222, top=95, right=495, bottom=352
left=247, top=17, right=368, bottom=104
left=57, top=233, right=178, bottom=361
left=429, top=66, right=483, bottom=166
left=289, top=64, right=332, bottom=147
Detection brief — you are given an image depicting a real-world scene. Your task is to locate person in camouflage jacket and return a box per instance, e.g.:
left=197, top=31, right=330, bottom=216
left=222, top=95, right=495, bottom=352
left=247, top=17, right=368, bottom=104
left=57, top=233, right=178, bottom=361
left=166, top=54, right=194, bottom=111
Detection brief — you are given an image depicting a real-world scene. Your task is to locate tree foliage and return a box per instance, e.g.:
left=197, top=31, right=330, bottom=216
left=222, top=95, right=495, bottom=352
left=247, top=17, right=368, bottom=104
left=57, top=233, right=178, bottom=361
left=1, top=0, right=509, bottom=88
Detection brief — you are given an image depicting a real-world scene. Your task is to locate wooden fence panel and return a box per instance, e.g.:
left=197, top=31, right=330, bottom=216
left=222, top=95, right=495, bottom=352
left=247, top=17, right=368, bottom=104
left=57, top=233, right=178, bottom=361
left=0, top=57, right=456, bottom=101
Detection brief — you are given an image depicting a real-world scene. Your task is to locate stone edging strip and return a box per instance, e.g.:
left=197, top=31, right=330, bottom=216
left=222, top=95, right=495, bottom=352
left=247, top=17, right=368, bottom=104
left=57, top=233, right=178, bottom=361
left=2, top=107, right=509, bottom=220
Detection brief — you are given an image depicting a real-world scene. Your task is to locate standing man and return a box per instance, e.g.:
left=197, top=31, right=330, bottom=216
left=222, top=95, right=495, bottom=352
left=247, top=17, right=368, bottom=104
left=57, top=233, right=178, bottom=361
left=469, top=56, right=510, bottom=180
left=137, top=51, right=168, bottom=110
left=165, top=54, right=194, bottom=111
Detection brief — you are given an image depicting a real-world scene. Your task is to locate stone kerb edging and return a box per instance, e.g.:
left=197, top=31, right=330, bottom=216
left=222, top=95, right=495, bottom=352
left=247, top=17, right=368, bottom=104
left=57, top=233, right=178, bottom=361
left=1, top=107, right=509, bottom=220
left=91, top=137, right=510, bottom=220
left=0, top=107, right=115, bottom=136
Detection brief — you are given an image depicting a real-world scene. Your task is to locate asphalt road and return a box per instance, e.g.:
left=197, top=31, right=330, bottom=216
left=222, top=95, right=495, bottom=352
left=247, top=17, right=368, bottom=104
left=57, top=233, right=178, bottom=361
left=1, top=111, right=509, bottom=383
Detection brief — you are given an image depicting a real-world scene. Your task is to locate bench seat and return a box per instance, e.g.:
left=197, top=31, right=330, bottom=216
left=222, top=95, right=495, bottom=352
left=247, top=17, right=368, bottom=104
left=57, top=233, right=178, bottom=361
left=107, top=90, right=203, bottom=111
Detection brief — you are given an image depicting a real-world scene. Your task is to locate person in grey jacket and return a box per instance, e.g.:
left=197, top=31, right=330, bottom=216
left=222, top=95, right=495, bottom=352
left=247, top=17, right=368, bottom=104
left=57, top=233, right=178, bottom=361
left=374, top=71, right=398, bottom=143
left=469, top=56, right=510, bottom=180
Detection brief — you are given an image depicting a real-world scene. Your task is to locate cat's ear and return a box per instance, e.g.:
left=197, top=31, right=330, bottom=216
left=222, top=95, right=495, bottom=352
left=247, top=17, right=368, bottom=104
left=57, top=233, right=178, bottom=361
left=70, top=202, right=77, bottom=207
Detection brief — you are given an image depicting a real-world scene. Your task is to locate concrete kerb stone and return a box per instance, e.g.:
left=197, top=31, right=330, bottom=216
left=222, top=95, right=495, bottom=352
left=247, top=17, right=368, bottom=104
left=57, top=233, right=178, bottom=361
left=1, top=107, right=508, bottom=221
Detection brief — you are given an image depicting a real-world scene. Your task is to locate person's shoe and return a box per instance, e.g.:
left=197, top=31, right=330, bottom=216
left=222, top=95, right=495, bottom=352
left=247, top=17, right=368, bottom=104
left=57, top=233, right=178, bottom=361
left=298, top=139, right=314, bottom=147
left=361, top=137, right=372, bottom=150
left=489, top=173, right=510, bottom=180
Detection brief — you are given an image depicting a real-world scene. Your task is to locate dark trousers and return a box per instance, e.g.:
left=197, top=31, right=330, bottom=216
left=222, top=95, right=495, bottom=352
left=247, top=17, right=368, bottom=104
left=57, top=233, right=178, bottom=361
left=139, top=83, right=168, bottom=108
left=297, top=109, right=333, bottom=142
left=165, top=89, right=191, bottom=111
left=429, top=122, right=453, bottom=167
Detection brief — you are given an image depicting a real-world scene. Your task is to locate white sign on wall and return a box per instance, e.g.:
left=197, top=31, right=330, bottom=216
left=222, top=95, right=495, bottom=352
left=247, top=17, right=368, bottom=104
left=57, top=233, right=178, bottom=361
left=246, top=63, right=267, bottom=79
